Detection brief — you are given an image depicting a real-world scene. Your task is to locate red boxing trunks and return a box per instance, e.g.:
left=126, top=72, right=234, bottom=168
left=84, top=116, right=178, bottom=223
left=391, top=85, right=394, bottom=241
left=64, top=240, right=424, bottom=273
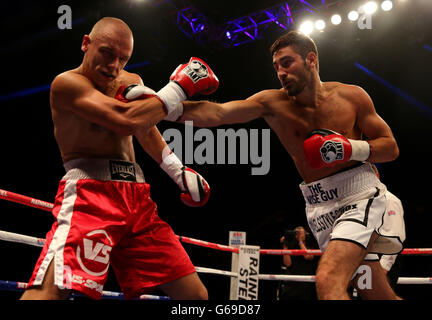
left=27, top=159, right=196, bottom=299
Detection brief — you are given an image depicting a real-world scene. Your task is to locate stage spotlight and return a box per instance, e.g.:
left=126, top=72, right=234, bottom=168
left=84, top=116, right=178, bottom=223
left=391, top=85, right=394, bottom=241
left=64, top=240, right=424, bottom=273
left=348, top=10, right=359, bottom=21
left=364, top=1, right=378, bottom=14
left=315, top=19, right=326, bottom=31
left=331, top=14, right=342, bottom=25
left=381, top=0, right=393, bottom=11
left=299, top=20, right=314, bottom=35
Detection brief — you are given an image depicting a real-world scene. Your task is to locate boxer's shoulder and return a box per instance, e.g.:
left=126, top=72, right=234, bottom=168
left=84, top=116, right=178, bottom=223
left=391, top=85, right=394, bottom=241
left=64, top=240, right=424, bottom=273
left=117, top=69, right=143, bottom=86
left=335, top=84, right=376, bottom=115
left=51, top=69, right=93, bottom=95
left=244, top=89, right=282, bottom=117
left=247, top=88, right=287, bottom=106
left=327, top=82, right=368, bottom=102
left=51, top=69, right=143, bottom=99
left=320, top=82, right=372, bottom=114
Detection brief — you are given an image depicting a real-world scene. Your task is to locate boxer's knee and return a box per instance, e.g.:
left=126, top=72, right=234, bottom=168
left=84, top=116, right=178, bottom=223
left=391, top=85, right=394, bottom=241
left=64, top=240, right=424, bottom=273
left=192, top=285, right=208, bottom=300
left=21, top=286, right=70, bottom=300
left=20, top=261, right=70, bottom=300
left=180, top=280, right=208, bottom=300
left=159, top=272, right=208, bottom=300
left=315, top=265, right=350, bottom=300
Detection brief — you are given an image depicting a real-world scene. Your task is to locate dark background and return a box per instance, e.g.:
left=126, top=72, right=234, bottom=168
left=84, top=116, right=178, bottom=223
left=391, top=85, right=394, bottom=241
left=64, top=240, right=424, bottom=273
left=0, top=0, right=431, bottom=300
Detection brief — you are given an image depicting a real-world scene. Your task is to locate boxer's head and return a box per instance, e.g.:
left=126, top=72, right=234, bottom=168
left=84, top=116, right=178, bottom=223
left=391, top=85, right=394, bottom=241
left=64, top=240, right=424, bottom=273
left=81, top=17, right=133, bottom=88
left=270, top=31, right=319, bottom=96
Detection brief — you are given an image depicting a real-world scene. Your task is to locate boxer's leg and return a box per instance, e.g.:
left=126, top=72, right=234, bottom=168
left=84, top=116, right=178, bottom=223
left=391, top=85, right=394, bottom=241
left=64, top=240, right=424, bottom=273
left=315, top=238, right=368, bottom=299
left=159, top=272, right=208, bottom=300
left=112, top=184, right=206, bottom=300
left=20, top=260, right=71, bottom=300
left=351, top=260, right=401, bottom=300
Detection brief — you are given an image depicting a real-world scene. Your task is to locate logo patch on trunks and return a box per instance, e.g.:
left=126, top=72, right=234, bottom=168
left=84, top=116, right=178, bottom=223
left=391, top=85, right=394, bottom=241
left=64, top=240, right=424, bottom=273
left=76, top=230, right=113, bottom=277
left=109, top=160, right=136, bottom=181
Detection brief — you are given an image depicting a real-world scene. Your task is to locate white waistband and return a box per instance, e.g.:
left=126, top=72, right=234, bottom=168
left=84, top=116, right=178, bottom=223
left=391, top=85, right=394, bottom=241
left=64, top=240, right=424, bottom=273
left=299, top=163, right=380, bottom=206
left=63, top=158, right=145, bottom=183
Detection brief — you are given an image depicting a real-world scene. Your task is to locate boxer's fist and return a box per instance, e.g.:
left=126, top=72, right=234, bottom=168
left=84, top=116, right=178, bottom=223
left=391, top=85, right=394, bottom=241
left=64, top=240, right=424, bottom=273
left=115, top=84, right=156, bottom=102
left=156, top=58, right=217, bottom=120
left=170, top=57, right=219, bottom=97
left=179, top=167, right=210, bottom=207
left=304, top=129, right=370, bottom=169
left=304, top=129, right=352, bottom=169
left=160, top=151, right=210, bottom=207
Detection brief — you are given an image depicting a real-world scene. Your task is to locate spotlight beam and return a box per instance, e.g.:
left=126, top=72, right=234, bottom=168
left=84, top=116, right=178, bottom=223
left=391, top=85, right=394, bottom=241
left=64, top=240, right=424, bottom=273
left=355, top=62, right=432, bottom=118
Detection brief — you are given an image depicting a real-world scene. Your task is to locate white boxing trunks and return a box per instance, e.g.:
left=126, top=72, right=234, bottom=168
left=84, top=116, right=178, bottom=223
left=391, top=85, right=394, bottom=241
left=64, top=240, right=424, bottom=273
left=300, top=162, right=404, bottom=257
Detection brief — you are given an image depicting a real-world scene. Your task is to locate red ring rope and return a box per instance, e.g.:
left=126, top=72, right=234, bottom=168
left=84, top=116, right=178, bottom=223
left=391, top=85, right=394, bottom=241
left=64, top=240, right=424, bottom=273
left=1, top=188, right=431, bottom=256
left=0, top=188, right=53, bottom=212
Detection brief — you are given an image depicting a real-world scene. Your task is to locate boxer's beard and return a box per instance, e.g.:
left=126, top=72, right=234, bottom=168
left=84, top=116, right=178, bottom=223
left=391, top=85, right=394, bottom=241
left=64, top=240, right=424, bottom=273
left=284, top=63, right=312, bottom=96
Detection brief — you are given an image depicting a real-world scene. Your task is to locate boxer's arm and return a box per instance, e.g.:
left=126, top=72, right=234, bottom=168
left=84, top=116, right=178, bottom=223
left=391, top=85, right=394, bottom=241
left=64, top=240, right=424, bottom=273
left=51, top=72, right=166, bottom=136
left=181, top=92, right=271, bottom=127
left=351, top=86, right=399, bottom=163
left=135, top=125, right=211, bottom=207
left=123, top=75, right=167, bottom=164
left=134, top=126, right=166, bottom=164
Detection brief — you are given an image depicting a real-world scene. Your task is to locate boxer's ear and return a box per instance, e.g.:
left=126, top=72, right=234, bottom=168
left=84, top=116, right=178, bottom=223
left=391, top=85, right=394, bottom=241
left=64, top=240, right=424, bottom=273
left=81, top=35, right=91, bottom=53
left=306, top=51, right=318, bottom=71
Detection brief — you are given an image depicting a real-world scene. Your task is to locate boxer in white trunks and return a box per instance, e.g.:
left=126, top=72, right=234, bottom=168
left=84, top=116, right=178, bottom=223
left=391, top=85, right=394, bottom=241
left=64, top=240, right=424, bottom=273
left=21, top=17, right=219, bottom=300
left=175, top=31, right=403, bottom=299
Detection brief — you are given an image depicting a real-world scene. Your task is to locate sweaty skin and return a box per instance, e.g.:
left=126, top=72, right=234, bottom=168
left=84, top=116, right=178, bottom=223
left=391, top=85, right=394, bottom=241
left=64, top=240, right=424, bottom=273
left=180, top=38, right=401, bottom=300
left=49, top=18, right=167, bottom=164
left=181, top=46, right=399, bottom=183
left=50, top=70, right=150, bottom=163
left=21, top=17, right=207, bottom=300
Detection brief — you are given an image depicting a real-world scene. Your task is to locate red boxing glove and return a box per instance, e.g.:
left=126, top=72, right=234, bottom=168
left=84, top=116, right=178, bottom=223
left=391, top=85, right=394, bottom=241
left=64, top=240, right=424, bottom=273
left=170, top=57, right=219, bottom=97
left=156, top=57, right=219, bottom=120
left=304, top=129, right=371, bottom=169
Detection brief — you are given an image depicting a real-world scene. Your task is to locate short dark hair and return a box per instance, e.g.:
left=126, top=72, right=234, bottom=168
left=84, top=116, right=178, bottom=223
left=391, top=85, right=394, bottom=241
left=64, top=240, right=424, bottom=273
left=270, top=31, right=319, bottom=72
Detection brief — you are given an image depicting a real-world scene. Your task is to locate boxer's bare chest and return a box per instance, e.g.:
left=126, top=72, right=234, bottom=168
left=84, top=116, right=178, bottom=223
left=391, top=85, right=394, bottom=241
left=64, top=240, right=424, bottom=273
left=54, top=76, right=135, bottom=163
left=263, top=87, right=358, bottom=181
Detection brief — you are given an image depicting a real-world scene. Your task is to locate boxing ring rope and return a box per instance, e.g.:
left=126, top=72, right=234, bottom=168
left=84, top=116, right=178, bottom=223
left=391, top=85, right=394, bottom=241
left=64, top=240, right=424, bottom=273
left=2, top=188, right=431, bottom=256
left=0, top=188, right=53, bottom=212
left=1, top=188, right=432, bottom=300
left=0, top=279, right=171, bottom=300
left=1, top=229, right=432, bottom=285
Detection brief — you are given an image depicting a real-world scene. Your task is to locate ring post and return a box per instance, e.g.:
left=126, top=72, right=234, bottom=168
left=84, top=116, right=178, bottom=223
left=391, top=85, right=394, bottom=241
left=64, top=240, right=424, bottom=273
left=237, top=245, right=260, bottom=300
left=229, top=231, right=246, bottom=299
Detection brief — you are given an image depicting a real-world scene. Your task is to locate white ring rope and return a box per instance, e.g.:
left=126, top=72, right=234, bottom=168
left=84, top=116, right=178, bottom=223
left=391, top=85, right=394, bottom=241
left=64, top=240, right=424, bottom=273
left=195, top=266, right=238, bottom=277
left=0, top=230, right=45, bottom=247
left=1, top=229, right=430, bottom=285
left=2, top=188, right=431, bottom=255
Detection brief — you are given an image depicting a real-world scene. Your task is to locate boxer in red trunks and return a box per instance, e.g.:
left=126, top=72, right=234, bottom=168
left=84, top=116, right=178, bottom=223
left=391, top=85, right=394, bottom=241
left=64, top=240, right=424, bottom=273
left=21, top=17, right=218, bottom=300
